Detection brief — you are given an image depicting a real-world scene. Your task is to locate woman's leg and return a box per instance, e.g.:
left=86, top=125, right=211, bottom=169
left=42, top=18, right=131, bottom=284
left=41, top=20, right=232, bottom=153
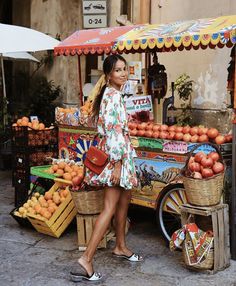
left=113, top=189, right=133, bottom=256
left=78, top=186, right=121, bottom=275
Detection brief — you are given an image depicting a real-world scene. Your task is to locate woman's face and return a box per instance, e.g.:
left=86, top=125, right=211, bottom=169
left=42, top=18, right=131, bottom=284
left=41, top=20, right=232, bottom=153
left=108, top=60, right=128, bottom=91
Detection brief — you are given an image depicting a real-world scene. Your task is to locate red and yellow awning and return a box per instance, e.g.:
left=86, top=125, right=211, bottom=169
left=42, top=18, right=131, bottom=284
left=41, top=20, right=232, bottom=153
left=113, top=15, right=236, bottom=53
left=54, top=15, right=236, bottom=56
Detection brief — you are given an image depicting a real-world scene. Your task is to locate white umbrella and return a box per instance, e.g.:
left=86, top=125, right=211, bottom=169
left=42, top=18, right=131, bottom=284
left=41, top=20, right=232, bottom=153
left=0, top=23, right=60, bottom=126
left=2, top=52, right=39, bottom=62
left=0, top=23, right=59, bottom=53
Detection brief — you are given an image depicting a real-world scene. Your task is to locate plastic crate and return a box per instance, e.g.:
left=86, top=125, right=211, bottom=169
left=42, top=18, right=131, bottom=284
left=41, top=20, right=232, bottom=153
left=11, top=126, right=58, bottom=148
left=27, top=182, right=77, bottom=238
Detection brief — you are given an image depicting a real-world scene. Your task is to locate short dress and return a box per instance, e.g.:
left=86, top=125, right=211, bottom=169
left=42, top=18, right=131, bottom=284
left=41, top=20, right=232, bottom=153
left=84, top=86, right=138, bottom=190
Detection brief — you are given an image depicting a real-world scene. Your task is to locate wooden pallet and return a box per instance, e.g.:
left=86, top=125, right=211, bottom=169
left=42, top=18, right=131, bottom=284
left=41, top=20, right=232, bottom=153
left=180, top=203, right=230, bottom=274
left=76, top=214, right=115, bottom=251
left=27, top=182, right=77, bottom=238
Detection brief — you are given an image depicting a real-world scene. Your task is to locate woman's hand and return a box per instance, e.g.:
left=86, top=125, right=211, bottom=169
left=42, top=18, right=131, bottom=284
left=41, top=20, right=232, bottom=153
left=111, top=161, right=122, bottom=185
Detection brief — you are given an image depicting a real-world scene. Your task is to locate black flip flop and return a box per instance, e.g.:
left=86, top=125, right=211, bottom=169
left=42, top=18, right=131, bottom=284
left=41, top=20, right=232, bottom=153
left=70, top=271, right=103, bottom=282
left=112, top=252, right=143, bottom=262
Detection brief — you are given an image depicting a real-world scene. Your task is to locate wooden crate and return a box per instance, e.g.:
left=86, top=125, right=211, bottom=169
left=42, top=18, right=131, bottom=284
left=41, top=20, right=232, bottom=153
left=180, top=203, right=230, bottom=274
left=27, top=182, right=77, bottom=238
left=76, top=214, right=115, bottom=251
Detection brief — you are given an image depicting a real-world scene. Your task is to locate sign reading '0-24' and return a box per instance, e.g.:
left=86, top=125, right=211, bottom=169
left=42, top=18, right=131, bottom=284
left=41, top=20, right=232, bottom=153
left=83, top=0, right=107, bottom=28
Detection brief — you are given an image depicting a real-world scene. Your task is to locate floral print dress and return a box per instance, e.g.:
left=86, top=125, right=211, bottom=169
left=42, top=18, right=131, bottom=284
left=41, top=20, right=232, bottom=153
left=84, top=87, right=138, bottom=190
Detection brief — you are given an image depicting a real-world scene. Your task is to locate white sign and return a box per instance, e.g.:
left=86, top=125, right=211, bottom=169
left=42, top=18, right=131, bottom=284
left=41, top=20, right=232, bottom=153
left=128, top=61, right=142, bottom=82
left=83, top=1, right=107, bottom=14
left=83, top=14, right=107, bottom=28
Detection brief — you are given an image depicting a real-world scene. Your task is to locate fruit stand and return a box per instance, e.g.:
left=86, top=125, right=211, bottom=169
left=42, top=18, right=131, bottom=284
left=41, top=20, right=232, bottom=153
left=53, top=15, right=236, bottom=246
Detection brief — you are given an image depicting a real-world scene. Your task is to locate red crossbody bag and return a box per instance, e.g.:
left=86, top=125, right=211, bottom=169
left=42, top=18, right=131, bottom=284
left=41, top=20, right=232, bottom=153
left=84, top=135, right=109, bottom=175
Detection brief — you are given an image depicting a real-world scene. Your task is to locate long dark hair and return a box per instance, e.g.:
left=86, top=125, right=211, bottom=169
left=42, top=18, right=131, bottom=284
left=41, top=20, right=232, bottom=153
left=92, top=54, right=127, bottom=119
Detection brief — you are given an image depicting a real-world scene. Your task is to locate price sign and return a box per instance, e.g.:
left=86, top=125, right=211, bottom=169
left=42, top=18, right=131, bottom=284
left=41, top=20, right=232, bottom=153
left=83, top=0, right=107, bottom=28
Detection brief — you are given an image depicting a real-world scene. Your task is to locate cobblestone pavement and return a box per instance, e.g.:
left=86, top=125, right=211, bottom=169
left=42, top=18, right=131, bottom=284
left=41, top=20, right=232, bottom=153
left=1, top=170, right=236, bottom=286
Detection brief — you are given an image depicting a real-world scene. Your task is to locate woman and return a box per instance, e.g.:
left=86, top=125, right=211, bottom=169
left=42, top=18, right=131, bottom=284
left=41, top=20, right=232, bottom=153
left=70, top=55, right=142, bottom=282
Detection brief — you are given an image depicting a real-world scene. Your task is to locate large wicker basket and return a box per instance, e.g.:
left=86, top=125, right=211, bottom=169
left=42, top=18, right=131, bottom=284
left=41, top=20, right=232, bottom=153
left=183, top=243, right=214, bottom=270
left=71, top=187, right=104, bottom=215
left=182, top=143, right=225, bottom=206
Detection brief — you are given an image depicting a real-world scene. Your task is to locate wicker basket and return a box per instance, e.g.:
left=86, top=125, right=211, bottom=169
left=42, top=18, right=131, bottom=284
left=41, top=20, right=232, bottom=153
left=183, top=243, right=214, bottom=270
left=71, top=187, right=104, bottom=215
left=182, top=142, right=225, bottom=206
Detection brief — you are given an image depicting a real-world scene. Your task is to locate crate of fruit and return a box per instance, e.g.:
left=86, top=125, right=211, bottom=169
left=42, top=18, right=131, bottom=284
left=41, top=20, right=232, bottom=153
left=11, top=116, right=58, bottom=148
left=27, top=182, right=77, bottom=238
left=181, top=142, right=225, bottom=206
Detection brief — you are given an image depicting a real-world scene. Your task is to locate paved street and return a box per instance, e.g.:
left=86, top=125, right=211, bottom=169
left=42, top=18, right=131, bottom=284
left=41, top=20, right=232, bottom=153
left=1, top=170, right=236, bottom=286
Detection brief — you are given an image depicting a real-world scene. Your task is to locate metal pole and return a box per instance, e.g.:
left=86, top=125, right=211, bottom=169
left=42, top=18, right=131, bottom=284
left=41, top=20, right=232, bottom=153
left=77, top=55, right=83, bottom=106
left=231, top=45, right=236, bottom=260
left=1, top=56, right=7, bottom=129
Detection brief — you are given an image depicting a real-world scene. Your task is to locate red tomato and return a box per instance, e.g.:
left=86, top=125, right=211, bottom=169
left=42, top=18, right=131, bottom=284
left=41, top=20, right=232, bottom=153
left=183, top=126, right=191, bottom=134
left=137, top=130, right=145, bottom=136
left=188, top=162, right=201, bottom=172
left=174, top=132, right=183, bottom=141
left=190, top=134, right=199, bottom=143
left=198, top=127, right=208, bottom=135
left=145, top=130, right=153, bottom=138
left=146, top=123, right=154, bottom=130
left=183, top=133, right=191, bottom=142
left=207, top=128, right=219, bottom=139
left=194, top=151, right=206, bottom=163
left=225, top=134, right=232, bottom=143
left=168, top=125, right=176, bottom=132
left=159, top=131, right=168, bottom=139
left=137, top=122, right=147, bottom=130
left=198, top=134, right=209, bottom=143
left=190, top=126, right=199, bottom=136
left=215, top=135, right=225, bottom=145
left=212, top=162, right=224, bottom=174
left=130, top=129, right=137, bottom=136
left=128, top=122, right=136, bottom=130
left=152, top=131, right=159, bottom=139
left=175, top=126, right=183, bottom=133
left=160, top=124, right=169, bottom=131
left=201, top=157, right=214, bottom=168
left=153, top=124, right=161, bottom=132
left=202, top=168, right=214, bottom=178
left=208, top=152, right=220, bottom=162
left=168, top=132, right=175, bottom=140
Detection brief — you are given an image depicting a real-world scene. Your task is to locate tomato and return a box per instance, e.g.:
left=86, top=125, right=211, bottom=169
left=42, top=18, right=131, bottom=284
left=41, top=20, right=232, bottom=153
left=202, top=168, right=214, bottom=178
left=198, top=127, right=208, bottom=136
left=146, top=122, right=154, bottom=130
left=190, top=126, right=199, bottom=136
left=208, top=152, right=220, bottom=162
left=225, top=134, right=232, bottom=143
left=183, top=133, right=191, bottom=142
left=160, top=124, right=169, bottom=131
left=201, top=157, right=214, bottom=168
left=128, top=122, right=137, bottom=130
left=207, top=128, right=219, bottom=139
left=190, top=134, right=199, bottom=143
left=198, top=134, right=209, bottom=143
left=167, top=132, right=176, bottom=140
left=188, top=162, right=201, bottom=172
left=168, top=125, right=176, bottom=132
left=194, top=151, right=206, bottom=163
left=137, top=122, right=147, bottom=130
left=152, top=131, right=159, bottom=139
left=212, top=162, right=224, bottom=174
left=174, top=132, right=183, bottom=141
left=215, top=135, right=225, bottom=145
left=175, top=126, right=183, bottom=133
left=137, top=130, right=145, bottom=136
left=159, top=131, right=168, bottom=139
left=130, top=129, right=137, bottom=136
left=145, top=130, right=153, bottom=138
left=183, top=126, right=191, bottom=134
left=153, top=124, right=161, bottom=132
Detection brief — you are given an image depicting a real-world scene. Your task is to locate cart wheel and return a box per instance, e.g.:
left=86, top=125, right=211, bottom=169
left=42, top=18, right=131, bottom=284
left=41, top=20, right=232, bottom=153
left=156, top=183, right=187, bottom=243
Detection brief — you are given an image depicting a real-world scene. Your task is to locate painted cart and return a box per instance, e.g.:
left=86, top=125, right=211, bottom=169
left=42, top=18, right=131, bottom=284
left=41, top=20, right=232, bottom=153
left=54, top=15, right=235, bottom=243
